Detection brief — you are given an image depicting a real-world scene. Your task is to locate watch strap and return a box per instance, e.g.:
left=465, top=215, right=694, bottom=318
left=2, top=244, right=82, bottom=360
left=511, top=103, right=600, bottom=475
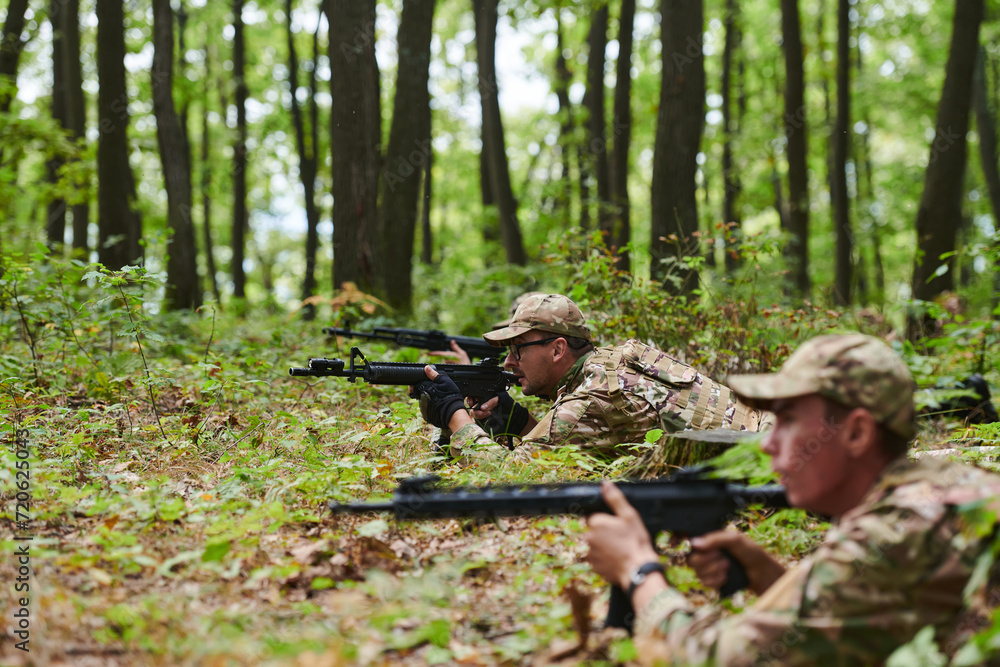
left=628, top=561, right=666, bottom=601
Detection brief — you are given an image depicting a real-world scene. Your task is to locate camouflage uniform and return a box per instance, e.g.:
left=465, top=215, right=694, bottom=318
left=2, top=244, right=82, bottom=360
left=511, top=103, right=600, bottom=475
left=635, top=456, right=1000, bottom=665
left=633, top=334, right=1000, bottom=664
left=449, top=294, right=769, bottom=463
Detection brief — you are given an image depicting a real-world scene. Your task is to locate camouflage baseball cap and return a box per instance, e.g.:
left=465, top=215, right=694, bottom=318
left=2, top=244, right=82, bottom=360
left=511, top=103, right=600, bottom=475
left=483, top=293, right=591, bottom=345
left=727, top=333, right=916, bottom=439
left=491, top=291, right=546, bottom=329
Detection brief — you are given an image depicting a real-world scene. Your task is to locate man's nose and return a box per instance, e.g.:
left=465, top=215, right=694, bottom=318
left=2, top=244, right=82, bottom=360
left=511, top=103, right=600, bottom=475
left=760, top=429, right=777, bottom=456
left=503, top=351, right=517, bottom=370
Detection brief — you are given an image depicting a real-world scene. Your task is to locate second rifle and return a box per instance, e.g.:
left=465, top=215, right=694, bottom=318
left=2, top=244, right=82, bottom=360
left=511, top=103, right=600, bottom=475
left=324, top=326, right=497, bottom=361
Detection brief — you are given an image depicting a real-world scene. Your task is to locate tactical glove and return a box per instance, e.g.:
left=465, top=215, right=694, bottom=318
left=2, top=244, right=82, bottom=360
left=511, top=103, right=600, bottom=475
left=414, top=373, right=466, bottom=429
left=477, top=391, right=530, bottom=438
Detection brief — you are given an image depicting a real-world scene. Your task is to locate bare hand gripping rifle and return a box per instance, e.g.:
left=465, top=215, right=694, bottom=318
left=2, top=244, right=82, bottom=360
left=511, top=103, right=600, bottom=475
left=329, top=470, right=788, bottom=632
left=323, top=326, right=497, bottom=361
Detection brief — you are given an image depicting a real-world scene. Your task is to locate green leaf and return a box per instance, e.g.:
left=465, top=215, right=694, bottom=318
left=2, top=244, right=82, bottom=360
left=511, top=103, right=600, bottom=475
left=310, top=577, right=335, bottom=590
left=644, top=428, right=664, bottom=444
left=201, top=540, right=231, bottom=563
left=157, top=497, right=187, bottom=522
left=886, top=626, right=946, bottom=667
left=357, top=518, right=390, bottom=537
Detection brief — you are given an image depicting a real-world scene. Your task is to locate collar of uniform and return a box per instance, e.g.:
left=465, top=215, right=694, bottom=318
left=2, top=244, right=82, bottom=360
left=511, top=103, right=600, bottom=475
left=840, top=455, right=930, bottom=523
left=553, top=351, right=593, bottom=400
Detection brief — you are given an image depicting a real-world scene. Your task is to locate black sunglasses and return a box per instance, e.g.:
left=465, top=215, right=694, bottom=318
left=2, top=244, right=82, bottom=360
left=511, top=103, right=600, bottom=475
left=507, top=337, right=560, bottom=361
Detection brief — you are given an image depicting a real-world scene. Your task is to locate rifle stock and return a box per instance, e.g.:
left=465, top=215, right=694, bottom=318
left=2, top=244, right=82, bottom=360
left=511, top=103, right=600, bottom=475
left=329, top=471, right=788, bottom=632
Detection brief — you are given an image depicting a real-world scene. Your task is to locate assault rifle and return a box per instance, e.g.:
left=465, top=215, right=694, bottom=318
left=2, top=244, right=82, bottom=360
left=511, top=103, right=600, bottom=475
left=323, top=325, right=496, bottom=361
left=289, top=347, right=514, bottom=405
left=329, top=470, right=788, bottom=632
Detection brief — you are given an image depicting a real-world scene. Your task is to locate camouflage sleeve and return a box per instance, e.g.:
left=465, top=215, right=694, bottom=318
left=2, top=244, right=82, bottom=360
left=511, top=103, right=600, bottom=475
left=635, top=502, right=962, bottom=666
left=447, top=422, right=513, bottom=466
left=514, top=391, right=659, bottom=460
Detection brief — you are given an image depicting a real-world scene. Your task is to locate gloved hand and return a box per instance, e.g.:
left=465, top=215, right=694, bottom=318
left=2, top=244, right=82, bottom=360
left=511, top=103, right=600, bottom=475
left=476, top=391, right=531, bottom=438
left=414, top=371, right=466, bottom=429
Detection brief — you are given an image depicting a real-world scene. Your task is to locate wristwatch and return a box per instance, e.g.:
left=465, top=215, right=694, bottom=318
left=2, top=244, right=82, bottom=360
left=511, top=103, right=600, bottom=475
left=628, top=561, right=666, bottom=601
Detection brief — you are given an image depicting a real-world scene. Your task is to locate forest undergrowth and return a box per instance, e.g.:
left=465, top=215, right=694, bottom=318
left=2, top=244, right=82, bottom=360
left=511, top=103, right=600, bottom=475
left=2, top=247, right=1000, bottom=665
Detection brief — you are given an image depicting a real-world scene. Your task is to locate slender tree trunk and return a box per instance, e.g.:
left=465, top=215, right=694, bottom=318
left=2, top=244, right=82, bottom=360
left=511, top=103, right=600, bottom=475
left=153, top=0, right=200, bottom=310
left=832, top=0, right=852, bottom=305
left=650, top=0, right=704, bottom=295
left=378, top=0, right=436, bottom=312
left=46, top=0, right=68, bottom=252
left=330, top=0, right=380, bottom=292
left=972, top=46, right=1000, bottom=314
left=0, top=0, right=28, bottom=114
left=780, top=0, right=810, bottom=295
left=908, top=0, right=983, bottom=338
left=420, top=149, right=433, bottom=264
left=64, top=0, right=88, bottom=256
left=473, top=0, right=526, bottom=265
left=610, top=0, right=634, bottom=273
left=855, top=40, right=883, bottom=304
left=232, top=0, right=249, bottom=300
left=584, top=2, right=612, bottom=239
left=96, top=0, right=142, bottom=270
left=287, top=0, right=322, bottom=319
left=554, top=10, right=573, bottom=228
left=721, top=0, right=741, bottom=273
left=201, top=62, right=221, bottom=304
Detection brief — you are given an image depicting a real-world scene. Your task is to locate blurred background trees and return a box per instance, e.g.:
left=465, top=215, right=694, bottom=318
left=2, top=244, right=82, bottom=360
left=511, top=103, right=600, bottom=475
left=0, top=0, right=998, bottom=331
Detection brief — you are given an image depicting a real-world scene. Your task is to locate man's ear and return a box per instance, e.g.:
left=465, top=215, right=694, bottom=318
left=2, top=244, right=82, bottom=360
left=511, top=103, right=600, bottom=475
left=551, top=336, right=569, bottom=362
left=844, top=408, right=879, bottom=458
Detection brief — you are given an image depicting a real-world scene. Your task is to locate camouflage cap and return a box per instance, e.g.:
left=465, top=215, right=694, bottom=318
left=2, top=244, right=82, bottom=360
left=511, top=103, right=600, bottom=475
left=726, top=333, right=916, bottom=439
left=491, top=291, right=547, bottom=330
left=483, top=293, right=591, bottom=345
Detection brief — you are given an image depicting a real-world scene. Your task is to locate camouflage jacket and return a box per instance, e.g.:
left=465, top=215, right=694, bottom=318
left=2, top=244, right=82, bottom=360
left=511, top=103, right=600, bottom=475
left=634, top=456, right=1000, bottom=666
left=449, top=339, right=767, bottom=464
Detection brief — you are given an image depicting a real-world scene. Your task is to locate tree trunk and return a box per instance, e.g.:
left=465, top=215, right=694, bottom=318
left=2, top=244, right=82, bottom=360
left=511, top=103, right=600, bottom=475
left=780, top=0, right=810, bottom=295
left=721, top=0, right=741, bottom=273
left=152, top=0, right=200, bottom=310
left=64, top=0, right=88, bottom=257
left=330, top=0, right=380, bottom=292
left=554, top=10, right=573, bottom=228
left=231, top=0, right=249, bottom=300
left=973, top=47, right=1000, bottom=306
left=650, top=0, right=704, bottom=295
left=0, top=0, right=28, bottom=114
left=584, top=2, right=612, bottom=240
left=420, top=149, right=433, bottom=264
left=610, top=0, right=635, bottom=273
left=46, top=0, right=68, bottom=252
left=200, top=63, right=221, bottom=304
left=287, top=0, right=322, bottom=320
left=474, top=0, right=526, bottom=265
left=908, top=0, right=983, bottom=338
left=855, top=41, right=883, bottom=305
left=378, top=0, right=436, bottom=312
left=831, top=0, right=852, bottom=305
left=96, top=0, right=142, bottom=270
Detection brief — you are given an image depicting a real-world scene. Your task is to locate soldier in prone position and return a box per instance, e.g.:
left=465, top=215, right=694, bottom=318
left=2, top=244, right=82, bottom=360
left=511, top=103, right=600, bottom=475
left=415, top=293, right=771, bottom=466
left=586, top=333, right=1000, bottom=664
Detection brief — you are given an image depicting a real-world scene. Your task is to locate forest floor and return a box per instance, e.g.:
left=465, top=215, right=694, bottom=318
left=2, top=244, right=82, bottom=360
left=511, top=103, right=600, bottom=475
left=1, top=315, right=996, bottom=666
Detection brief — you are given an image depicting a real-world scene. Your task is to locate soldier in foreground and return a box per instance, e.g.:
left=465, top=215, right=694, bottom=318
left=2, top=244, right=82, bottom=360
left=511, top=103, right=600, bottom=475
left=586, top=333, right=1000, bottom=664
left=416, top=293, right=771, bottom=464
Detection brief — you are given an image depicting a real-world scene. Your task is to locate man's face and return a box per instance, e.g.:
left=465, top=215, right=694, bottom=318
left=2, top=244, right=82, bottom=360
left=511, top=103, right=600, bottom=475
left=761, top=394, right=854, bottom=515
left=502, top=331, right=559, bottom=397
